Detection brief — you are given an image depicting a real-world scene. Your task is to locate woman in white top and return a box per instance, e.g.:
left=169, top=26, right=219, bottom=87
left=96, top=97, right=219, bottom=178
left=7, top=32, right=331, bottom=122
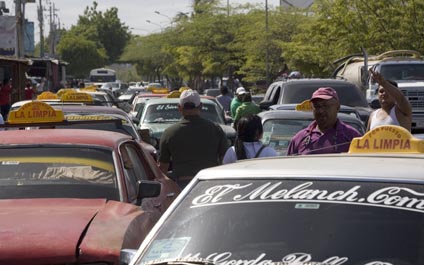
left=367, top=70, right=412, bottom=131
left=223, top=114, right=277, bottom=164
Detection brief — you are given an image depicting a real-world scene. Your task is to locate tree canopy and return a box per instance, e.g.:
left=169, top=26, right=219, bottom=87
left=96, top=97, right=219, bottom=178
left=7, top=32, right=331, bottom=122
left=55, top=0, right=424, bottom=88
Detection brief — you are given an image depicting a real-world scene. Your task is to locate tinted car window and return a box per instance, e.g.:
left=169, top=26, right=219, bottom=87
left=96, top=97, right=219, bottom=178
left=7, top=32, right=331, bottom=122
left=0, top=147, right=119, bottom=200
left=282, top=83, right=369, bottom=107
left=137, top=179, right=424, bottom=265
left=380, top=64, right=424, bottom=80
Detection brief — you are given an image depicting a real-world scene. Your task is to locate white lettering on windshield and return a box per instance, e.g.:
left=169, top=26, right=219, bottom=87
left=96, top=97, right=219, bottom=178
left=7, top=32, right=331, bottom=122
left=181, top=252, right=391, bottom=265
left=191, top=182, right=424, bottom=213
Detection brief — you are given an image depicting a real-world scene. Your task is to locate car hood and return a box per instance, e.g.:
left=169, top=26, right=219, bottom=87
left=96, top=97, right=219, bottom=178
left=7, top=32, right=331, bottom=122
left=0, top=198, right=106, bottom=264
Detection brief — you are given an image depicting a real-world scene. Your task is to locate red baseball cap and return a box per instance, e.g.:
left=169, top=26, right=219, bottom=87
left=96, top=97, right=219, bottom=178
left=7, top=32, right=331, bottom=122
left=310, top=87, right=339, bottom=101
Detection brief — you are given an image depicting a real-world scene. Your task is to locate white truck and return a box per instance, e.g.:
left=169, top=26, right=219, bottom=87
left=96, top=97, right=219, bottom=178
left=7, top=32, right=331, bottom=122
left=332, top=49, right=424, bottom=131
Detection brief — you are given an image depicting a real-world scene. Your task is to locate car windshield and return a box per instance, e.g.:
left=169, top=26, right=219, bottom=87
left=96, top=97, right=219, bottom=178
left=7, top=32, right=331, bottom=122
left=136, top=179, right=424, bottom=265
left=0, top=147, right=119, bottom=200
left=261, top=117, right=364, bottom=155
left=379, top=64, right=424, bottom=81
left=261, top=119, right=312, bottom=155
left=61, top=114, right=138, bottom=139
left=282, top=83, right=369, bottom=107
left=143, top=103, right=222, bottom=124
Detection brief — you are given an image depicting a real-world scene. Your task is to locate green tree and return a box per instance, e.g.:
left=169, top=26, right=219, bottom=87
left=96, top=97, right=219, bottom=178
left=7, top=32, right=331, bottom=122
left=64, top=1, right=130, bottom=64
left=280, top=0, right=424, bottom=77
left=56, top=35, right=107, bottom=78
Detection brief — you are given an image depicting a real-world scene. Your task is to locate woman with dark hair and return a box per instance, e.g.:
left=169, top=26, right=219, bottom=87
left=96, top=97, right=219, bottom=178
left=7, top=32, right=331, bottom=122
left=223, top=114, right=277, bottom=164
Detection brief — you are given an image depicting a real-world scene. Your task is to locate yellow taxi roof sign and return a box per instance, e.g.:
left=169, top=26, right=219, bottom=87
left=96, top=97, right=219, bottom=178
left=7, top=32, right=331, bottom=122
left=295, top=100, right=312, bottom=111
left=61, top=92, right=93, bottom=102
left=8, top=101, right=64, bottom=124
left=37, top=91, right=59, bottom=100
left=79, top=85, right=97, bottom=92
left=179, top=86, right=190, bottom=92
left=167, top=90, right=181, bottom=98
left=56, top=88, right=76, bottom=98
left=349, top=125, right=424, bottom=153
left=151, top=88, right=169, bottom=94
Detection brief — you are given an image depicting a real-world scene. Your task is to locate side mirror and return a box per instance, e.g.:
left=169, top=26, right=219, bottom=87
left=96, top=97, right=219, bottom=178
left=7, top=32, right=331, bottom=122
left=136, top=180, right=161, bottom=206
left=138, top=128, right=159, bottom=148
left=120, top=249, right=137, bottom=265
left=259, top=100, right=273, bottom=111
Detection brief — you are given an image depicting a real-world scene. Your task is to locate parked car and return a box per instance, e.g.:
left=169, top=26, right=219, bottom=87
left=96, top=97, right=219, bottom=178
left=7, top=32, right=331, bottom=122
left=138, top=97, right=235, bottom=149
left=258, top=109, right=366, bottom=155
left=260, top=79, right=372, bottom=124
left=130, top=93, right=168, bottom=124
left=118, top=87, right=146, bottom=103
left=124, top=125, right=424, bottom=265
left=270, top=103, right=363, bottom=122
left=203, top=88, right=221, bottom=97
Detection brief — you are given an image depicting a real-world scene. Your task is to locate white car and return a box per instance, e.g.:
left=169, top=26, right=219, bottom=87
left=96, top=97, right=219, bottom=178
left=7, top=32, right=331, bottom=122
left=123, top=125, right=424, bottom=265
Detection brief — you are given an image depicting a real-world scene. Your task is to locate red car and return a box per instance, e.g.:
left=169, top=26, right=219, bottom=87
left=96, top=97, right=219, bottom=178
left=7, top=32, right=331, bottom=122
left=0, top=102, right=180, bottom=264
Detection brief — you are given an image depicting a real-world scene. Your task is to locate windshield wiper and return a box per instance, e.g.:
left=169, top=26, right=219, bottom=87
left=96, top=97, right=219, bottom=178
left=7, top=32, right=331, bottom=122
left=144, top=258, right=215, bottom=265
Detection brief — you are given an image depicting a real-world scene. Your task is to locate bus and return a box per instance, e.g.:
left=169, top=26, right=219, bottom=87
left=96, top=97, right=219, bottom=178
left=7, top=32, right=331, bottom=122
left=89, top=68, right=116, bottom=84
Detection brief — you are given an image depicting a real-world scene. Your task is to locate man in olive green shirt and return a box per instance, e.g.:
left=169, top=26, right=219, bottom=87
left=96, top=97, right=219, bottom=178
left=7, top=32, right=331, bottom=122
left=158, top=89, right=228, bottom=188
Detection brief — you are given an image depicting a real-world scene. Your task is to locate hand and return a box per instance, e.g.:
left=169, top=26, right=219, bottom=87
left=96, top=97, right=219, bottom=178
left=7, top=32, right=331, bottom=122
left=369, top=69, right=385, bottom=84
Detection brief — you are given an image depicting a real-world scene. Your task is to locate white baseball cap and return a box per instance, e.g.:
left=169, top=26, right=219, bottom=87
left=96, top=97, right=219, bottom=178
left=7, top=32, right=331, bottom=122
left=236, top=87, right=247, bottom=95
left=179, top=89, right=201, bottom=108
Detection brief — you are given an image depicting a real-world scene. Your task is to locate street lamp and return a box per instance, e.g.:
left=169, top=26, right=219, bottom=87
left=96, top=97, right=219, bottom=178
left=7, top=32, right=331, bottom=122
left=146, top=20, right=163, bottom=31
left=154, top=10, right=173, bottom=25
left=130, top=27, right=149, bottom=32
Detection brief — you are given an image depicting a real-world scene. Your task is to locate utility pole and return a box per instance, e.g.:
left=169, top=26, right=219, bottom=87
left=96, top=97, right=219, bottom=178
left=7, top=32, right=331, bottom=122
left=15, top=0, right=23, bottom=57
left=265, top=0, right=270, bottom=87
left=38, top=0, right=44, bottom=57
left=48, top=1, right=58, bottom=57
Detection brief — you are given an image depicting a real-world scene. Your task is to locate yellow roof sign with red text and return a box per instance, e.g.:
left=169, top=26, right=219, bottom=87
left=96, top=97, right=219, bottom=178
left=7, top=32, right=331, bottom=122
left=56, top=88, right=76, bottom=98
left=8, top=101, right=64, bottom=124
left=349, top=125, right=424, bottom=153
left=167, top=91, right=181, bottom=98
left=61, top=92, right=93, bottom=102
left=295, top=100, right=312, bottom=111
left=151, top=88, right=169, bottom=94
left=37, top=91, right=59, bottom=100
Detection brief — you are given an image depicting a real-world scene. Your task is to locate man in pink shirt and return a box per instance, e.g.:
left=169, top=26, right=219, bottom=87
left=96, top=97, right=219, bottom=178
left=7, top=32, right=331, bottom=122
left=287, top=87, right=362, bottom=155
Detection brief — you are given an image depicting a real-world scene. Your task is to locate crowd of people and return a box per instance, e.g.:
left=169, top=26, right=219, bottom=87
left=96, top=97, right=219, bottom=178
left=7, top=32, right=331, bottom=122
left=157, top=69, right=413, bottom=189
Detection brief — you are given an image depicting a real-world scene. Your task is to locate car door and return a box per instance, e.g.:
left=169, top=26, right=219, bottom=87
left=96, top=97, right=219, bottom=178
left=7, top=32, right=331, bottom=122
left=119, top=141, right=180, bottom=214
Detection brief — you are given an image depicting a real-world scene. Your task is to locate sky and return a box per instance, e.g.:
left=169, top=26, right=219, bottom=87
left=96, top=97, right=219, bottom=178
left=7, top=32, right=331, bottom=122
left=11, top=0, right=281, bottom=42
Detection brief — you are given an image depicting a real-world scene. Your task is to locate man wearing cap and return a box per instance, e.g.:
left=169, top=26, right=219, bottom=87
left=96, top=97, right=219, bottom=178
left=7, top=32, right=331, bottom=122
left=158, top=89, right=228, bottom=188
left=230, top=87, right=247, bottom=118
left=286, top=87, right=361, bottom=155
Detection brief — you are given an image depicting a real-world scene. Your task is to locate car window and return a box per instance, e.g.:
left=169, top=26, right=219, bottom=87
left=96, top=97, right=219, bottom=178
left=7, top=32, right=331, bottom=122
left=262, top=119, right=312, bottom=155
left=120, top=143, right=149, bottom=202
left=60, top=114, right=139, bottom=139
left=380, top=64, right=424, bottom=81
left=282, top=83, right=369, bottom=107
left=0, top=147, right=119, bottom=200
left=137, top=179, right=424, bottom=265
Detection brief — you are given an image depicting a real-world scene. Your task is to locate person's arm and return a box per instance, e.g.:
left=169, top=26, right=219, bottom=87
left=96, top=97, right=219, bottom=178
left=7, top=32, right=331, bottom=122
left=157, top=132, right=171, bottom=174
left=366, top=110, right=374, bottom=131
left=370, top=69, right=412, bottom=117
left=217, top=126, right=229, bottom=163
